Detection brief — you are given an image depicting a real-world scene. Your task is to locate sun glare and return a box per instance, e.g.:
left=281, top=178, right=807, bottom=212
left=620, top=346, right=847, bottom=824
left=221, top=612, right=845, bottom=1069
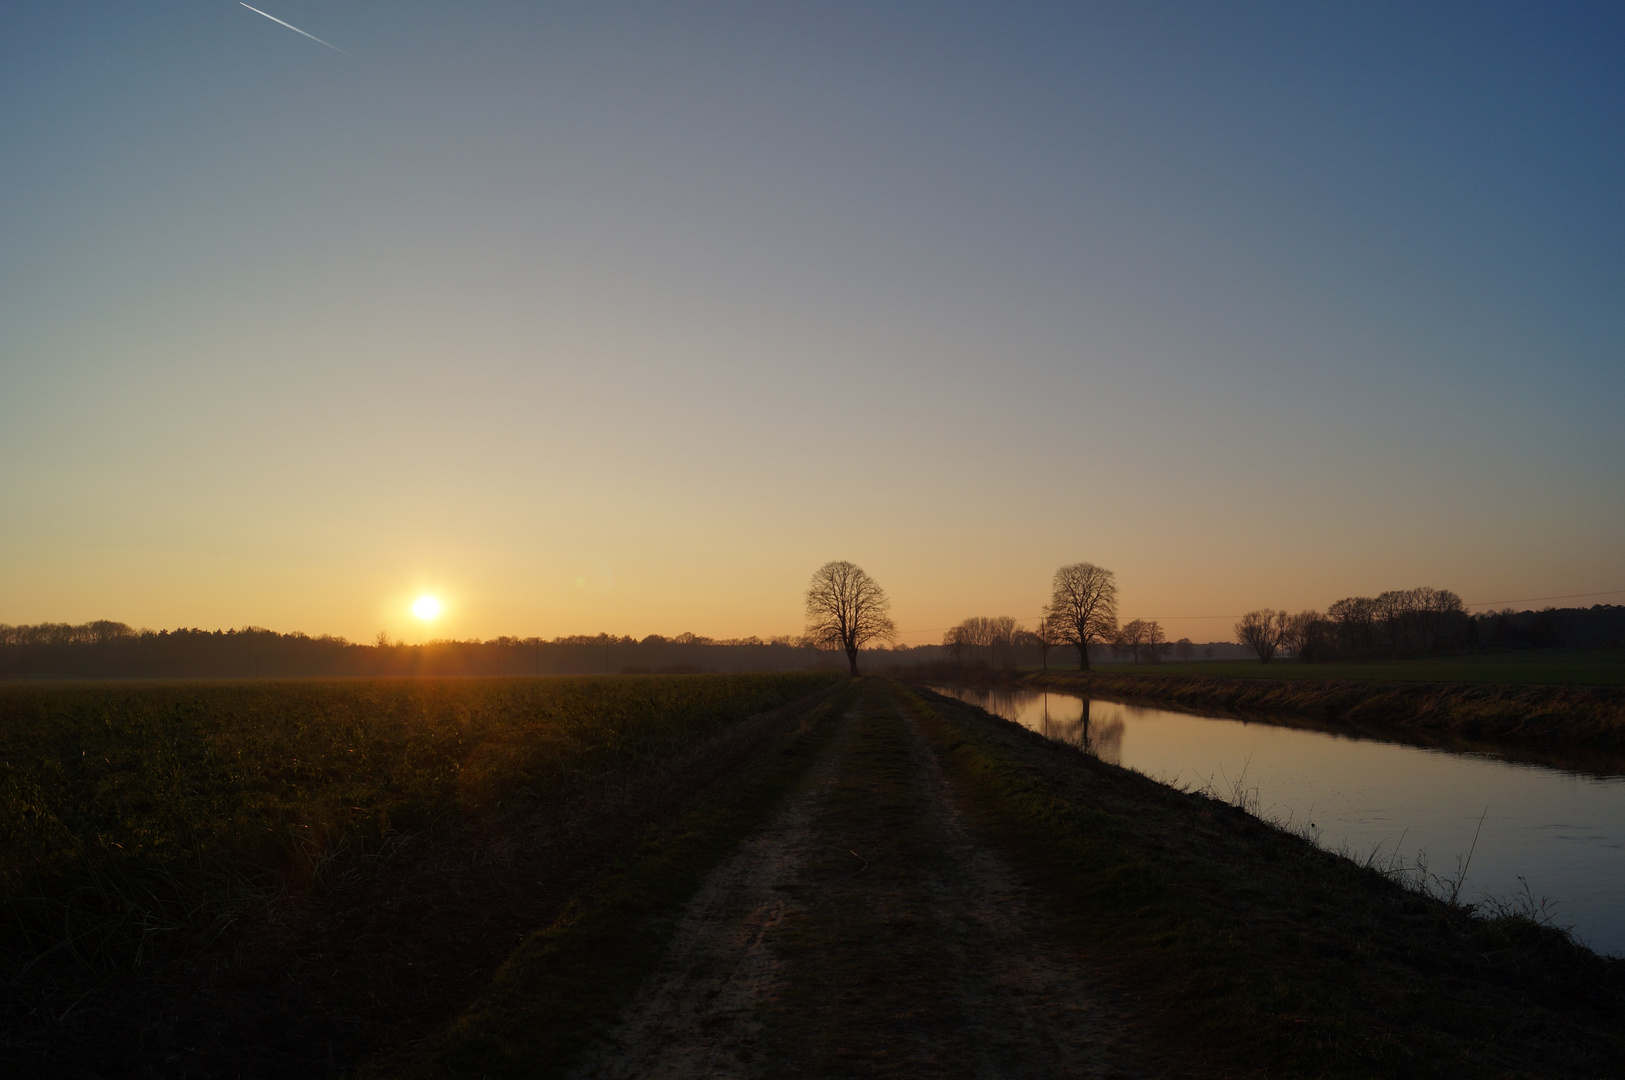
left=412, top=595, right=442, bottom=621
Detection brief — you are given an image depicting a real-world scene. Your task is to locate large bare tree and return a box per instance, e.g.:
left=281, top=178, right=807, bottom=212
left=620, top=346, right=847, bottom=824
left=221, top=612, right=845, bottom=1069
left=805, top=560, right=896, bottom=676
left=1235, top=609, right=1288, bottom=663
left=1044, top=562, right=1118, bottom=671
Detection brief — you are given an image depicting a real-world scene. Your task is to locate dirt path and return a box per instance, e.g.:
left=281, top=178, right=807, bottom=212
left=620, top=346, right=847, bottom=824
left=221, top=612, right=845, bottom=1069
left=571, top=682, right=1153, bottom=1079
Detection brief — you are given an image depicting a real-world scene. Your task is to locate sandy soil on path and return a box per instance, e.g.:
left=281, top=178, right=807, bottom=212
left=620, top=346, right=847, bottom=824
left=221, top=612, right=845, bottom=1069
left=571, top=685, right=1154, bottom=1079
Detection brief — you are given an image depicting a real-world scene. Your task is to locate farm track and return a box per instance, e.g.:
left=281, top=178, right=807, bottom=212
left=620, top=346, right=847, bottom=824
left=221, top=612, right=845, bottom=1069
left=16, top=683, right=844, bottom=1080
left=570, top=683, right=1156, bottom=1079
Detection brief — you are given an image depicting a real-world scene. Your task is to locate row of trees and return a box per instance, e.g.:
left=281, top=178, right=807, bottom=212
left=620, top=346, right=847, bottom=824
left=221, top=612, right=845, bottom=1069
left=26, top=566, right=1604, bottom=679
left=941, top=615, right=1030, bottom=668
left=1110, top=619, right=1199, bottom=664
left=1236, top=586, right=1471, bottom=662
left=940, top=612, right=1203, bottom=669
left=0, top=619, right=955, bottom=680
left=932, top=563, right=1124, bottom=672
left=1474, top=604, right=1625, bottom=649
left=805, top=559, right=1126, bottom=675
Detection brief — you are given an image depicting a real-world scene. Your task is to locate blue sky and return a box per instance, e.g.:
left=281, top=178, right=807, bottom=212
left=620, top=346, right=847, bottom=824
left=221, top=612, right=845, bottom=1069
left=2, top=2, right=1621, bottom=642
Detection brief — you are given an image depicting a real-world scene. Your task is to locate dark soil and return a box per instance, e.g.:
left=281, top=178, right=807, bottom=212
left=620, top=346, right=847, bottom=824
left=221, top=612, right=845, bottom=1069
left=6, top=683, right=843, bottom=1079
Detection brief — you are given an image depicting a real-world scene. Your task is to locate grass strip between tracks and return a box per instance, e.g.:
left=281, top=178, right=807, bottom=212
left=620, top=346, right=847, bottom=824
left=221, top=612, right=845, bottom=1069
left=900, top=682, right=1625, bottom=1079
left=384, top=681, right=857, bottom=1080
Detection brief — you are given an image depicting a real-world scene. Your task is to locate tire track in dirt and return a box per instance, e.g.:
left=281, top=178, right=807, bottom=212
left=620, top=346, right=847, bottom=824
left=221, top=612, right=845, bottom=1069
left=572, top=681, right=1154, bottom=1079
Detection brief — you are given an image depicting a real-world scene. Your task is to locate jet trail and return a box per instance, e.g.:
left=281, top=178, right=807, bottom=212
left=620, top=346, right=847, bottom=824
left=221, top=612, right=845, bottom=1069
left=239, top=3, right=351, bottom=56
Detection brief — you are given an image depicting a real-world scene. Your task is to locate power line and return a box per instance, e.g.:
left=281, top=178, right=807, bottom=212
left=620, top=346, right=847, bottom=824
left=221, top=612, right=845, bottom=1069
left=1463, top=588, right=1625, bottom=609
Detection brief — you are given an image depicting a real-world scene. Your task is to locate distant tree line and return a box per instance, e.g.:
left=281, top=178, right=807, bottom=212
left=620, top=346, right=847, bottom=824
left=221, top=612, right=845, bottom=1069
left=0, top=622, right=949, bottom=680
left=1473, top=604, right=1625, bottom=650
left=939, top=562, right=1257, bottom=671
left=1232, top=590, right=1625, bottom=663
left=940, top=562, right=1119, bottom=673
left=942, top=616, right=1034, bottom=669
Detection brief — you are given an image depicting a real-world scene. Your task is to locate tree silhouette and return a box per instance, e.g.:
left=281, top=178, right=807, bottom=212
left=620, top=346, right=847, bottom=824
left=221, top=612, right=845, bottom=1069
left=1044, top=563, right=1118, bottom=671
left=1235, top=609, right=1288, bottom=663
left=804, top=561, right=896, bottom=676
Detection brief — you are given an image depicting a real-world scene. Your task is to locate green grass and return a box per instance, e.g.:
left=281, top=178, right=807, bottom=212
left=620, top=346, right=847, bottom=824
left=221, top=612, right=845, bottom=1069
left=1086, top=647, right=1625, bottom=685
left=0, top=673, right=837, bottom=1004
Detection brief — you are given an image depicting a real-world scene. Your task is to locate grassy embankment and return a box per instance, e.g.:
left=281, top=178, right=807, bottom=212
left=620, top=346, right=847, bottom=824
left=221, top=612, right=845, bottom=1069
left=0, top=673, right=837, bottom=1065
left=1024, top=649, right=1625, bottom=746
left=1093, top=648, right=1625, bottom=685
left=906, top=682, right=1625, bottom=1078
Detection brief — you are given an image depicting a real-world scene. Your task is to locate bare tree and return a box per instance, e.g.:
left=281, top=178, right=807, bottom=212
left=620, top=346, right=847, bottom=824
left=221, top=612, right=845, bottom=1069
left=1044, top=562, right=1118, bottom=671
left=944, top=614, right=1025, bottom=669
left=1145, top=620, right=1167, bottom=663
left=944, top=617, right=987, bottom=667
left=988, top=615, right=1019, bottom=668
left=805, top=560, right=896, bottom=676
left=1282, top=610, right=1330, bottom=662
left=1235, top=609, right=1288, bottom=663
left=1117, top=619, right=1148, bottom=663
left=1375, top=589, right=1420, bottom=655
left=1327, top=596, right=1378, bottom=654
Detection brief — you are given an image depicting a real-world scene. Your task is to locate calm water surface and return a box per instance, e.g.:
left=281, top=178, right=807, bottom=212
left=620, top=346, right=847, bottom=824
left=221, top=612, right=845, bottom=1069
left=931, top=685, right=1625, bottom=957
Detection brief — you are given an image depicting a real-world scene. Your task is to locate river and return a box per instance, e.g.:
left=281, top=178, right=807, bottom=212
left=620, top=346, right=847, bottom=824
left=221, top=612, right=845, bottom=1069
left=928, top=684, right=1625, bottom=957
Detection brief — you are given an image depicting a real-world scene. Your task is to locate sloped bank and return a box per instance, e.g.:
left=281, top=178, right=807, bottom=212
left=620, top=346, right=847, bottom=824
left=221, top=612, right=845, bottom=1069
left=1022, top=669, right=1625, bottom=748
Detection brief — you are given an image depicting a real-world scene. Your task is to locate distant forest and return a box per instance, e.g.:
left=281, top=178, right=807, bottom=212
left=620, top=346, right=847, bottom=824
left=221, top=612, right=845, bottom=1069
left=1278, top=599, right=1625, bottom=663
left=1, top=605, right=1617, bottom=680
left=1473, top=604, right=1625, bottom=649
left=0, top=624, right=949, bottom=680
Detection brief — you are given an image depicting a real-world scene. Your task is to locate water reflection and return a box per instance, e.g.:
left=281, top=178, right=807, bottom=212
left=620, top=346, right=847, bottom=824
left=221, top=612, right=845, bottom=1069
left=968, top=689, right=1125, bottom=763
left=929, top=684, right=1625, bottom=958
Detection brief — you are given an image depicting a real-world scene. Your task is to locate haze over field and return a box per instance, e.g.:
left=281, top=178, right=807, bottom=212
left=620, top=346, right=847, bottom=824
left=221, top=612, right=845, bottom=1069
left=2, top=2, right=1621, bottom=643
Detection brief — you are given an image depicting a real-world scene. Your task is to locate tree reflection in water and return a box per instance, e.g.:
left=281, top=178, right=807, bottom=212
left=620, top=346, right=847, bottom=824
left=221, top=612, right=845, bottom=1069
left=948, top=687, right=1123, bottom=764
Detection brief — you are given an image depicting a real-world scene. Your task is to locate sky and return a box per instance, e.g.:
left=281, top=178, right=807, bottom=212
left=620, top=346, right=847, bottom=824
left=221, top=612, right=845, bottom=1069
left=2, top=1, right=1622, bottom=645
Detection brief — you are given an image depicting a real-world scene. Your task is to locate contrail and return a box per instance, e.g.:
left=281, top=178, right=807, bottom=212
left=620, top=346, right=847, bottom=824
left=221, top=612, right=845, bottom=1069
left=239, top=3, right=351, bottom=56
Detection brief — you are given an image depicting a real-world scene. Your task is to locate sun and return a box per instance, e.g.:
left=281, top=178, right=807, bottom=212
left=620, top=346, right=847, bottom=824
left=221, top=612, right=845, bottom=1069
left=411, top=594, right=442, bottom=621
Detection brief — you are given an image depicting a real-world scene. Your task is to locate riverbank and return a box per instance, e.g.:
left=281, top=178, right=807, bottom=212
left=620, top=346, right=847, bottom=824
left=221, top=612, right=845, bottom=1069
left=392, top=678, right=1623, bottom=1078
left=909, top=682, right=1624, bottom=1077
left=1022, top=668, right=1625, bottom=747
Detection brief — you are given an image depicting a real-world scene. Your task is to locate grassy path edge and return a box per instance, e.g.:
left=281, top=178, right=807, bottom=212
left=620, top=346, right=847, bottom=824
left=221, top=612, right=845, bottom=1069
left=378, top=681, right=858, bottom=1080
